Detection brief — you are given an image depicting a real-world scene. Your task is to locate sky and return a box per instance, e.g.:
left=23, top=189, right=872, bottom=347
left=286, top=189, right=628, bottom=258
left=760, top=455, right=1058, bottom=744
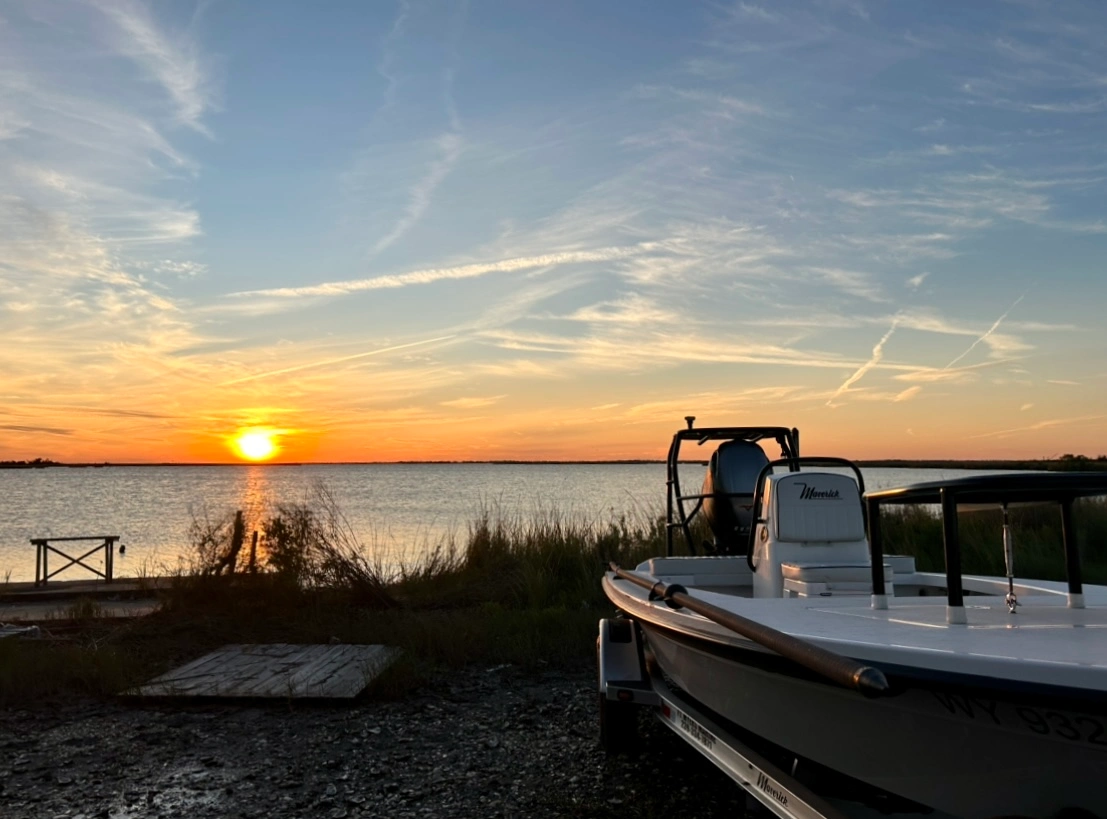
left=1, top=0, right=1106, bottom=463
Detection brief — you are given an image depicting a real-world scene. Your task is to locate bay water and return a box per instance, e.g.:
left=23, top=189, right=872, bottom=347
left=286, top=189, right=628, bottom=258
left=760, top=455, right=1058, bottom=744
left=0, top=463, right=1012, bottom=583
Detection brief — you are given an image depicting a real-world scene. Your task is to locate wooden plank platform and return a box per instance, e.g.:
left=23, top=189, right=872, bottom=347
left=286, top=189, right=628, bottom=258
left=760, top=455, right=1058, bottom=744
left=0, top=576, right=173, bottom=603
left=127, top=643, right=400, bottom=700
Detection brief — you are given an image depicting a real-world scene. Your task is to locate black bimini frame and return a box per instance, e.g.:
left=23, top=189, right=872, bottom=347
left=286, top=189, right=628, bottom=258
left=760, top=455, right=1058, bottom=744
left=864, top=473, right=1107, bottom=613
left=665, top=417, right=799, bottom=556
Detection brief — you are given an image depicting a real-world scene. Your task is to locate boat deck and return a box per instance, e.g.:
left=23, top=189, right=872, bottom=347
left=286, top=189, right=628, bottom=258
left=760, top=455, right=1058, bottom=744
left=607, top=574, right=1107, bottom=691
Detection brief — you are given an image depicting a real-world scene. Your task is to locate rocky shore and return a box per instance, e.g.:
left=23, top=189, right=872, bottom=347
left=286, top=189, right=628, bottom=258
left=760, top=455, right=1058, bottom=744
left=0, top=664, right=748, bottom=818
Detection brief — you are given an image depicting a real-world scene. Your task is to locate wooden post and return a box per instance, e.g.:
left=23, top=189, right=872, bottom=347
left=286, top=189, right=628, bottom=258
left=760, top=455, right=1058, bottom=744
left=226, top=511, right=245, bottom=575
left=248, top=531, right=258, bottom=574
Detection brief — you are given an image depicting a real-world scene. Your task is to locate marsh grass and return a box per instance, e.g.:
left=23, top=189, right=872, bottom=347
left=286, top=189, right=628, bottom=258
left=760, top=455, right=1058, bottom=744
left=879, top=497, right=1107, bottom=583
left=62, top=596, right=104, bottom=621
left=0, top=630, right=144, bottom=701
left=391, top=503, right=668, bottom=610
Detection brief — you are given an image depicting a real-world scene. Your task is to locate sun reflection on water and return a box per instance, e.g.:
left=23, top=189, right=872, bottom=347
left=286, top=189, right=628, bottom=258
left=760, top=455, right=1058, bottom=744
left=237, top=466, right=273, bottom=569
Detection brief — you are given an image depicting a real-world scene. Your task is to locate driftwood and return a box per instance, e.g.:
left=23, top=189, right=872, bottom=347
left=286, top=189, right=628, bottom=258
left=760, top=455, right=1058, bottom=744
left=206, top=511, right=247, bottom=576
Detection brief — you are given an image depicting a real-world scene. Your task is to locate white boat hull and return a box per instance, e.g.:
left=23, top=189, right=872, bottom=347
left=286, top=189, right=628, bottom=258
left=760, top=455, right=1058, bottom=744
left=642, top=622, right=1107, bottom=818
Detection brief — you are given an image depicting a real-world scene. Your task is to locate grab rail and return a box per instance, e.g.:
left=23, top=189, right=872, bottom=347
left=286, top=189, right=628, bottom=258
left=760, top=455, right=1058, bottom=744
left=609, top=563, right=890, bottom=698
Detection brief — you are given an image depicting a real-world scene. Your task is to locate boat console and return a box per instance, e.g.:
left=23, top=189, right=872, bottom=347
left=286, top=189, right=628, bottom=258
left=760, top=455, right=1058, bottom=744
left=749, top=465, right=883, bottom=599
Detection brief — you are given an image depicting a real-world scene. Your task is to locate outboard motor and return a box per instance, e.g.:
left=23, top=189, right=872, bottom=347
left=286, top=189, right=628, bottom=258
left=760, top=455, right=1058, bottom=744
left=702, top=440, right=770, bottom=554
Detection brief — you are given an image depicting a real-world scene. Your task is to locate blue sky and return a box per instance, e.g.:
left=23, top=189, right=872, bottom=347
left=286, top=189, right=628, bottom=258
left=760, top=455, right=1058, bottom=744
left=1, top=0, right=1106, bottom=462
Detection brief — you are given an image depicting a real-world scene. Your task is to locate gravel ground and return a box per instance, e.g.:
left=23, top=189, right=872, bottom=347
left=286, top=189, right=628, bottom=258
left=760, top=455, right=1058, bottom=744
left=0, top=664, right=751, bottom=819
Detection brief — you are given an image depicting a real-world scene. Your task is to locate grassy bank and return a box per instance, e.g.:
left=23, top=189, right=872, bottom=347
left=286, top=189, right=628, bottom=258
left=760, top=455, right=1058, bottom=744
left=0, top=492, right=669, bottom=705
left=5, top=487, right=1105, bottom=706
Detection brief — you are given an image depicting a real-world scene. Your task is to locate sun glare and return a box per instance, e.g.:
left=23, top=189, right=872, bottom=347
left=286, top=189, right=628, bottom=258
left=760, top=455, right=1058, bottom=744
left=233, top=430, right=278, bottom=462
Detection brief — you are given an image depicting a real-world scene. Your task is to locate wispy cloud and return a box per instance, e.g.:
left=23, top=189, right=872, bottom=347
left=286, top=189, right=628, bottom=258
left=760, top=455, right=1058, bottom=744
left=480, top=326, right=885, bottom=377
left=915, top=118, right=945, bottom=133
left=0, top=424, right=73, bottom=436
left=233, top=245, right=657, bottom=299
left=735, top=3, right=782, bottom=23
left=906, top=272, right=930, bottom=290
left=809, top=266, right=887, bottom=302
left=632, top=84, right=766, bottom=117
left=441, top=395, right=506, bottom=409
left=556, top=293, right=681, bottom=326
left=92, top=0, right=212, bottom=132
left=376, top=0, right=410, bottom=112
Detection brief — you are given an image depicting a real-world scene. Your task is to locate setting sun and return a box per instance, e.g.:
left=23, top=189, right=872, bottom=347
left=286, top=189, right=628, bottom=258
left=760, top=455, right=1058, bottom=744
left=233, top=430, right=278, bottom=462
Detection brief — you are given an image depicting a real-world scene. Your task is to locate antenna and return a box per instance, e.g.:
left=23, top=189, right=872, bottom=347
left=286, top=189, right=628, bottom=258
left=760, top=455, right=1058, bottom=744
left=685, top=416, right=695, bottom=429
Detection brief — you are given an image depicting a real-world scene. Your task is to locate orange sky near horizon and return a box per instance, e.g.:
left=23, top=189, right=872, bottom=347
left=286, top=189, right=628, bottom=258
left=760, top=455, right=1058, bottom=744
left=9, top=388, right=1105, bottom=465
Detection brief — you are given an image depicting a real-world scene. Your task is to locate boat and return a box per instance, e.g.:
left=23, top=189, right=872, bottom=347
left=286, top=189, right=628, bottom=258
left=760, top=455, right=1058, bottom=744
left=599, top=417, right=1107, bottom=819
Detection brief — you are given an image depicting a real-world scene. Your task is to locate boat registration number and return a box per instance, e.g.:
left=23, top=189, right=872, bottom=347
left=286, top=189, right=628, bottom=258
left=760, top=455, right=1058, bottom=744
left=674, top=709, right=717, bottom=751
left=932, top=692, right=1107, bottom=747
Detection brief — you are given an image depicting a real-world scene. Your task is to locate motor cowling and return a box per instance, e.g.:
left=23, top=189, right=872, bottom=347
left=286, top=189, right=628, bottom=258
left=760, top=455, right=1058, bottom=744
left=702, top=440, right=770, bottom=554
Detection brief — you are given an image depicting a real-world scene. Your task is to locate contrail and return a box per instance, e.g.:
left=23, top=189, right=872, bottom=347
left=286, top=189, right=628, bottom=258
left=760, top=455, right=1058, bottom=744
left=944, top=290, right=1028, bottom=369
left=219, top=335, right=456, bottom=386
left=827, top=319, right=899, bottom=405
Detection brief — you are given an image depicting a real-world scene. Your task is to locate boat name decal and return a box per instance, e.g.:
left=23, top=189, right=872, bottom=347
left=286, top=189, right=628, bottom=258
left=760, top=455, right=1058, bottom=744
left=677, top=711, right=716, bottom=751
left=796, top=482, right=841, bottom=500
left=931, top=693, right=1107, bottom=747
left=755, top=772, right=789, bottom=808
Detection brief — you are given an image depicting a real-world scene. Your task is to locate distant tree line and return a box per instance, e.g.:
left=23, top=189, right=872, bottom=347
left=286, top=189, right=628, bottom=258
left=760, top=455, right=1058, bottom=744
left=858, top=455, right=1107, bottom=472
left=0, top=458, right=61, bottom=468
left=1056, top=454, right=1107, bottom=471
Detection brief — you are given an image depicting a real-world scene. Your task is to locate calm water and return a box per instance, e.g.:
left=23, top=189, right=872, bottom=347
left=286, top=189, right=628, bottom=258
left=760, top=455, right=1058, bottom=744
left=0, top=463, right=1013, bottom=583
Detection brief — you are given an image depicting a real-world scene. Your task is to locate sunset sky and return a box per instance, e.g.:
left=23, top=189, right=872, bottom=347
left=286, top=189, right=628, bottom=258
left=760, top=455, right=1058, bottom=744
left=2, top=1, right=1106, bottom=463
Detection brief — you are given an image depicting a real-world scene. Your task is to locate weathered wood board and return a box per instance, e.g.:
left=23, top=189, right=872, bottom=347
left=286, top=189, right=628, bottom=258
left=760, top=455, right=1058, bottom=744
left=0, top=624, right=41, bottom=640
left=127, top=643, right=400, bottom=699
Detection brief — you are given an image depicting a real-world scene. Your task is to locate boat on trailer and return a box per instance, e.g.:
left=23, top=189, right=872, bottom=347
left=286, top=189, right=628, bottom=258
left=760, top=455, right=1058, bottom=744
left=599, top=418, right=1107, bottom=819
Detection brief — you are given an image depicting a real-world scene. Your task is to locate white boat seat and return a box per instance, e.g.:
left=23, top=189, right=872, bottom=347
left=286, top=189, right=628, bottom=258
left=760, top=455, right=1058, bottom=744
left=781, top=562, right=892, bottom=584
left=772, top=473, right=865, bottom=543
left=781, top=561, right=892, bottom=598
left=883, top=555, right=916, bottom=575
left=647, top=556, right=752, bottom=588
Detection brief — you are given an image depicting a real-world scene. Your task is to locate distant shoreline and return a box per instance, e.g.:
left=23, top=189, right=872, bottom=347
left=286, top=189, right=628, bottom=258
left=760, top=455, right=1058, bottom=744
left=3, top=458, right=1106, bottom=471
